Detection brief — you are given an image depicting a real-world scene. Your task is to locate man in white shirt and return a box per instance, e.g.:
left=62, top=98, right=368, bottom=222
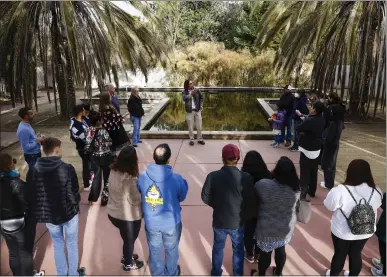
left=182, top=79, right=205, bottom=146
left=296, top=102, right=326, bottom=199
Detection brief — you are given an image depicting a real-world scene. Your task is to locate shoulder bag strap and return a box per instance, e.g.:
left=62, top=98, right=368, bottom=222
left=367, top=188, right=375, bottom=204
left=343, top=185, right=358, bottom=205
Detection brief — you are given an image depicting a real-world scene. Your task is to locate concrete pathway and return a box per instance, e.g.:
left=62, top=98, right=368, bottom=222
left=0, top=138, right=380, bottom=276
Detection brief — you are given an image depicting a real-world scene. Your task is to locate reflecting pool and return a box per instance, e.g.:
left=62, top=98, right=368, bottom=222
left=145, top=92, right=276, bottom=131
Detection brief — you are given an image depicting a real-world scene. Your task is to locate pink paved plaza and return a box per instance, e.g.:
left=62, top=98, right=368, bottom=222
left=0, top=139, right=380, bottom=276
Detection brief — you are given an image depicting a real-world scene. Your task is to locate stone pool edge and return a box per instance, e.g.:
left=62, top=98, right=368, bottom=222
left=128, top=98, right=277, bottom=140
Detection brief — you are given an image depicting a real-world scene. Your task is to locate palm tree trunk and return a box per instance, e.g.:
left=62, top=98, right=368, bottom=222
left=51, top=3, right=75, bottom=119
left=51, top=55, right=58, bottom=113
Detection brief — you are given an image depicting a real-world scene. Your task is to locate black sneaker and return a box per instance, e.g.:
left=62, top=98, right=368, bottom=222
left=251, top=269, right=258, bottom=276
left=189, top=141, right=194, bottom=146
left=78, top=267, right=86, bottom=276
left=177, top=265, right=181, bottom=276
left=123, top=260, right=144, bottom=272
left=121, top=254, right=139, bottom=265
left=198, top=140, right=205, bottom=145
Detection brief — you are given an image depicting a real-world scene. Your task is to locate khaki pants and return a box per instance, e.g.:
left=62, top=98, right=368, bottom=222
left=186, top=111, right=203, bottom=141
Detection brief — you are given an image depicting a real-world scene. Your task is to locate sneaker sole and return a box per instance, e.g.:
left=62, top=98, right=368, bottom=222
left=244, top=257, right=255, bottom=264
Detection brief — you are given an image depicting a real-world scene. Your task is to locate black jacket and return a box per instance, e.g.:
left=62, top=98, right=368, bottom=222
left=182, top=89, right=203, bottom=113
left=27, top=157, right=80, bottom=225
left=277, top=91, right=295, bottom=116
left=323, top=103, right=345, bottom=146
left=127, top=96, right=144, bottom=117
left=296, top=114, right=325, bottom=151
left=0, top=173, right=27, bottom=220
left=201, top=166, right=256, bottom=229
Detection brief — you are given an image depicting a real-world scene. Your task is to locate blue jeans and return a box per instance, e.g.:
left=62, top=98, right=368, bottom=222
left=145, top=223, right=182, bottom=276
left=46, top=214, right=79, bottom=276
left=212, top=226, right=244, bottom=276
left=130, top=116, right=142, bottom=145
left=275, top=134, right=282, bottom=144
left=24, top=152, right=41, bottom=168
left=280, top=116, right=293, bottom=143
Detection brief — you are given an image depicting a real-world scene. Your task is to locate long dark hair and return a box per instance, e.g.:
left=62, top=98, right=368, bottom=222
left=0, top=153, right=13, bottom=172
left=99, top=91, right=117, bottom=114
left=242, top=151, right=271, bottom=182
left=328, top=92, right=342, bottom=104
left=272, top=156, right=300, bottom=191
left=344, top=159, right=375, bottom=188
left=183, top=80, right=190, bottom=91
left=110, top=146, right=139, bottom=177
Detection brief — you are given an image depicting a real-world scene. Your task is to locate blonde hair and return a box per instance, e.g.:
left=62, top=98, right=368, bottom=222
left=131, top=87, right=140, bottom=98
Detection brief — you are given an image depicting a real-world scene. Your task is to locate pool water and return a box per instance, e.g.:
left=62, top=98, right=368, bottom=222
left=145, top=92, right=274, bottom=131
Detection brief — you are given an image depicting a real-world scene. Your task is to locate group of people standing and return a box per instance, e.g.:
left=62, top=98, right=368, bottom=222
left=270, top=87, right=347, bottom=199
left=0, top=83, right=385, bottom=277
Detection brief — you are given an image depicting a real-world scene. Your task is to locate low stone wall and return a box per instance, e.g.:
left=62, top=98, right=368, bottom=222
left=138, top=130, right=275, bottom=140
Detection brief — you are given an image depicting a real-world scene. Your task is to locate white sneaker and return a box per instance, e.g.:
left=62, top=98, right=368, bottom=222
left=33, top=270, right=45, bottom=276
left=320, top=182, right=330, bottom=190
left=83, top=186, right=91, bottom=192
left=326, top=270, right=349, bottom=276
left=372, top=258, right=384, bottom=271
left=371, top=267, right=384, bottom=276
left=273, top=143, right=280, bottom=148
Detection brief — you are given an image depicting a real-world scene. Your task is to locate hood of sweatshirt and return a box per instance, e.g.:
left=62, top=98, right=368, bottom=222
left=146, top=164, right=173, bottom=183
left=34, top=156, right=64, bottom=173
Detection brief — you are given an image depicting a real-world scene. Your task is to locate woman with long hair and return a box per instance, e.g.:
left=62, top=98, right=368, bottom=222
left=0, top=154, right=45, bottom=276
left=252, top=156, right=300, bottom=276
left=241, top=151, right=271, bottom=263
left=127, top=87, right=144, bottom=147
left=85, top=112, right=113, bottom=206
left=324, top=159, right=382, bottom=276
left=107, top=146, right=144, bottom=271
left=99, top=91, right=130, bottom=153
left=320, top=92, right=346, bottom=190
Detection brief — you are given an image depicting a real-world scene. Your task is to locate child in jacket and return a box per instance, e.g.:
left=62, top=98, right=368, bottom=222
left=269, top=108, right=286, bottom=148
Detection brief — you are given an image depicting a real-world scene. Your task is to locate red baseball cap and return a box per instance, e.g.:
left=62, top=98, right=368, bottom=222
left=222, top=144, right=240, bottom=161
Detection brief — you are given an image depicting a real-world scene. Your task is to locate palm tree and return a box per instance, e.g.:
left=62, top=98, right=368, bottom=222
left=0, top=1, right=167, bottom=118
left=255, top=1, right=386, bottom=118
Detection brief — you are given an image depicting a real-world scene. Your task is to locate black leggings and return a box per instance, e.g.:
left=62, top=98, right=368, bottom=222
left=258, top=246, right=286, bottom=276
left=108, top=215, right=141, bottom=265
left=89, top=155, right=112, bottom=202
left=379, top=239, right=386, bottom=275
left=330, top=233, right=368, bottom=276
left=244, top=218, right=258, bottom=257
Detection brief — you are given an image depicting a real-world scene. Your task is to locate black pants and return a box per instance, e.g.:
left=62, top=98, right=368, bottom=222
left=299, top=152, right=319, bottom=199
left=244, top=218, right=258, bottom=257
left=321, top=143, right=340, bottom=189
left=379, top=239, right=386, bottom=275
left=330, top=233, right=368, bottom=276
left=78, top=150, right=91, bottom=188
left=108, top=215, right=141, bottom=265
left=0, top=216, right=36, bottom=275
left=258, top=246, right=286, bottom=276
left=88, top=155, right=112, bottom=202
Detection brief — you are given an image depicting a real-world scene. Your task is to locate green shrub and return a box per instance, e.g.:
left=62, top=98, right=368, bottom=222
left=166, top=41, right=311, bottom=87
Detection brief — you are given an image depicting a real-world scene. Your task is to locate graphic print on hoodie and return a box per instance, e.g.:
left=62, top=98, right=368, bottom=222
left=138, top=164, right=189, bottom=231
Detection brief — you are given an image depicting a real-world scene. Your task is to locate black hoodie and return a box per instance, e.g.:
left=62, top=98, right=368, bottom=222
left=27, top=156, right=80, bottom=225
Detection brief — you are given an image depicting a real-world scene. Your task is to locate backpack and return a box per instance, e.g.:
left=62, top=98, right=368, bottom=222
left=340, top=185, right=376, bottom=235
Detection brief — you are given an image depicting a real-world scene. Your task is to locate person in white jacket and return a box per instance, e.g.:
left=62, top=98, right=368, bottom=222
left=324, top=159, right=382, bottom=276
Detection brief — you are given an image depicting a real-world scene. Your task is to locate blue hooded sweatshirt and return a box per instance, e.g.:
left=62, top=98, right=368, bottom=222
left=138, top=164, right=188, bottom=231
